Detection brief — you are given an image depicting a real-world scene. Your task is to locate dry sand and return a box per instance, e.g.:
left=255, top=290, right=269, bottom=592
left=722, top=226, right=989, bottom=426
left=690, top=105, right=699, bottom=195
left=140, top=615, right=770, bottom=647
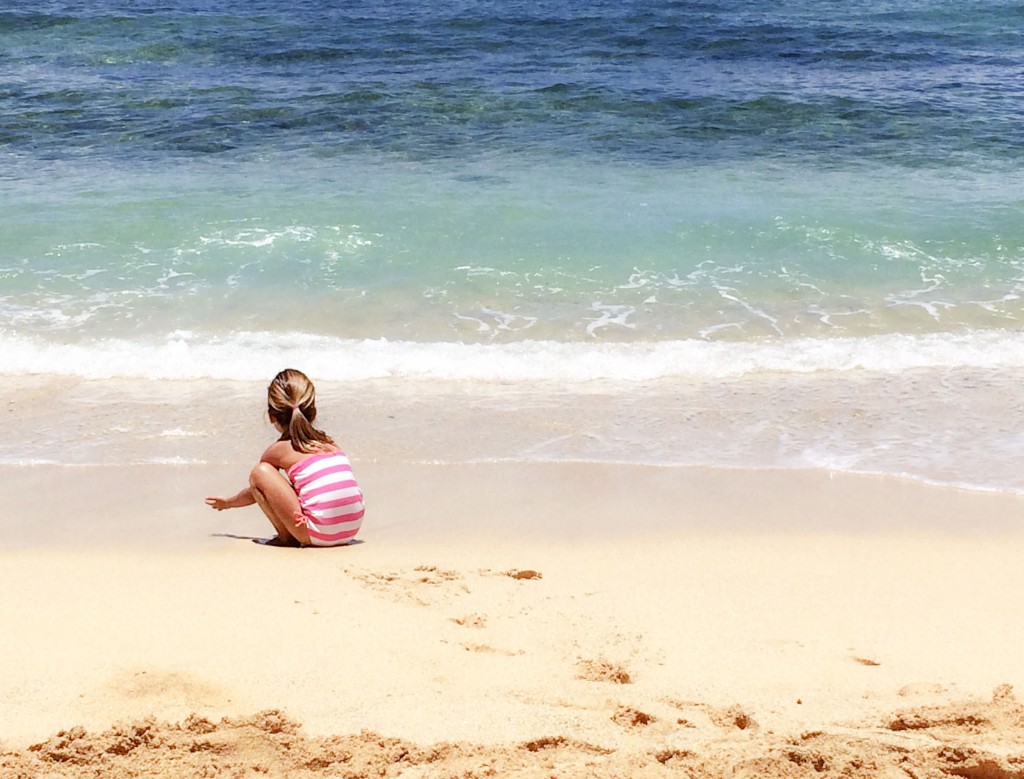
left=2, top=462, right=1023, bottom=777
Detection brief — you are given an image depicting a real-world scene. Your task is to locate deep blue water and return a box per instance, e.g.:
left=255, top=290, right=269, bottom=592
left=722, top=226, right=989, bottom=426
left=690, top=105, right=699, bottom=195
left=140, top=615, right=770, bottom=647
left=3, top=1, right=1023, bottom=166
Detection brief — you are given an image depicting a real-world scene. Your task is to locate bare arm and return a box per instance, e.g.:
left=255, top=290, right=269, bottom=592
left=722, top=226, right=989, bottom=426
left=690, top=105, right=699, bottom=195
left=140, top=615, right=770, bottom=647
left=206, top=440, right=298, bottom=511
left=205, top=486, right=256, bottom=511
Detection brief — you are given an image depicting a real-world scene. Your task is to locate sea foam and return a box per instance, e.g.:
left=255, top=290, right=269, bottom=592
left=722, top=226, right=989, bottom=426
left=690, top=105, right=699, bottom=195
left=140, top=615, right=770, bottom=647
left=4, top=329, right=1024, bottom=383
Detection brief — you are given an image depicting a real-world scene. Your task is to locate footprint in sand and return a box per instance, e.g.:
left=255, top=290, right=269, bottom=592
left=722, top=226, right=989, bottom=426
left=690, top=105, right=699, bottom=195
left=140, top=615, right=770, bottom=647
left=346, top=565, right=470, bottom=606
left=575, top=658, right=632, bottom=684
left=851, top=655, right=881, bottom=667
left=706, top=703, right=757, bottom=731
left=663, top=699, right=757, bottom=732
left=450, top=613, right=487, bottom=628
left=897, top=682, right=949, bottom=698
left=506, top=569, right=543, bottom=580
left=348, top=565, right=544, bottom=608
left=611, top=706, right=655, bottom=728
left=461, top=642, right=524, bottom=657
left=477, top=568, right=544, bottom=581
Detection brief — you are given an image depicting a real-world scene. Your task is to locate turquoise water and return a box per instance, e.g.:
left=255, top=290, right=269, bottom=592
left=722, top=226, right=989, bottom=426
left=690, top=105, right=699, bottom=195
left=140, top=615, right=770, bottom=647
left=5, top=155, right=1024, bottom=378
left=3, top=1, right=1024, bottom=489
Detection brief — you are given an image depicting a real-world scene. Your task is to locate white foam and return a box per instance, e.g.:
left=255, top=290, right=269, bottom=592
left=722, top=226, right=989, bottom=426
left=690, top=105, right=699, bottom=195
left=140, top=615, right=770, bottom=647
left=716, top=286, right=783, bottom=335
left=585, top=303, right=636, bottom=337
left=4, top=329, right=1024, bottom=383
left=198, top=225, right=317, bottom=249
left=160, top=428, right=201, bottom=438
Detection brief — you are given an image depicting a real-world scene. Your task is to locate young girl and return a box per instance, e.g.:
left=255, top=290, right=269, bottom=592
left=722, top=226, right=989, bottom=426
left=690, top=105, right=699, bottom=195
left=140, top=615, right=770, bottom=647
left=206, top=369, right=364, bottom=547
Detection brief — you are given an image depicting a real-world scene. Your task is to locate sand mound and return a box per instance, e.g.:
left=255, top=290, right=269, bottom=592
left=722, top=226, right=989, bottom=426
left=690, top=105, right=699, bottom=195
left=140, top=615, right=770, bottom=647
left=4, top=687, right=1024, bottom=778
left=4, top=712, right=455, bottom=779
left=889, top=683, right=1024, bottom=738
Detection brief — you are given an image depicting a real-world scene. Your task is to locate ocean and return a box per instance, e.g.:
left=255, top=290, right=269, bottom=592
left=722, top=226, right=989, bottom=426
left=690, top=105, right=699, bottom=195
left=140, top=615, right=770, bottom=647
left=3, top=1, right=1024, bottom=493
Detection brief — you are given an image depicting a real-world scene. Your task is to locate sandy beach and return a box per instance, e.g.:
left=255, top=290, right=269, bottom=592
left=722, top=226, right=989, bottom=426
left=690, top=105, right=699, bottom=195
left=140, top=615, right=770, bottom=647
left=2, top=461, right=1023, bottom=777
left=6, top=0, right=1024, bottom=774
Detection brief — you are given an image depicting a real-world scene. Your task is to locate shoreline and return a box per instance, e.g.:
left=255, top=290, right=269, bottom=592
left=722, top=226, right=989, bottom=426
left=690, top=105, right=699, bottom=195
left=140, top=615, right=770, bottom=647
left=5, top=368, right=1024, bottom=497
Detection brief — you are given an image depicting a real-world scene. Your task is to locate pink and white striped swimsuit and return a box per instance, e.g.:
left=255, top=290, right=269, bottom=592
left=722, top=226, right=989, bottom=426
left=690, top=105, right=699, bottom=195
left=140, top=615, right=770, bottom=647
left=287, top=450, right=364, bottom=546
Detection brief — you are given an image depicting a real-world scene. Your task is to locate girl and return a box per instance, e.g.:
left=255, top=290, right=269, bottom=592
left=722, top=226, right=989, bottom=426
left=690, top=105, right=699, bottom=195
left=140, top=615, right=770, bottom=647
left=206, top=369, right=364, bottom=547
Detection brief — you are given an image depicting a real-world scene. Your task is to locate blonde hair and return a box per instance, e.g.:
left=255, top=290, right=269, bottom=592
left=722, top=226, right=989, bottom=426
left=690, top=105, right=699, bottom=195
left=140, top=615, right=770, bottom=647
left=267, top=369, right=335, bottom=453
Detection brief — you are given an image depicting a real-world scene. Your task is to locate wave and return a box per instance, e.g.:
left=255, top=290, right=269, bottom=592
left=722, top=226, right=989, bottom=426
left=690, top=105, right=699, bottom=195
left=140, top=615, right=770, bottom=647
left=5, top=329, right=1024, bottom=382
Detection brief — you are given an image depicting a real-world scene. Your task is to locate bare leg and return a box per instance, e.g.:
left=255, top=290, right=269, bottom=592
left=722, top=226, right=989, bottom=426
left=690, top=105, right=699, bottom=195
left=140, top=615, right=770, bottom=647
left=249, top=462, right=311, bottom=546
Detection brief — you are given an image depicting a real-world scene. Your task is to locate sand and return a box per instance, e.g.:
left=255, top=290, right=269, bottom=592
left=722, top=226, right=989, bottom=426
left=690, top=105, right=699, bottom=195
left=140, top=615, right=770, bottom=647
left=2, top=461, right=1024, bottom=778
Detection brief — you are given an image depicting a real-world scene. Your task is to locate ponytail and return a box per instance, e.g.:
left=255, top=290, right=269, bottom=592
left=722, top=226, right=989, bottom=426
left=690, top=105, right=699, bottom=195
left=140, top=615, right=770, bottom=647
left=267, top=369, right=335, bottom=453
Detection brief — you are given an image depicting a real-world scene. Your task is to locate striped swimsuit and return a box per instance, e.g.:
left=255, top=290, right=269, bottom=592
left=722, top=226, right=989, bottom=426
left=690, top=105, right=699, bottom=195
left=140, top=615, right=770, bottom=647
left=287, top=450, right=364, bottom=546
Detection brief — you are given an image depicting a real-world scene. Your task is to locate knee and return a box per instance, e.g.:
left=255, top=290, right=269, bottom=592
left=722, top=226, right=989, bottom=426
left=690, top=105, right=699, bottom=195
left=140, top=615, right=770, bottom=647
left=249, top=461, right=280, bottom=488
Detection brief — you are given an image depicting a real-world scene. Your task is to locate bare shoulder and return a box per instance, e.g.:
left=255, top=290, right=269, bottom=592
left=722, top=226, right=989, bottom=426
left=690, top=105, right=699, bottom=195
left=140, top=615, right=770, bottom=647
left=260, top=439, right=299, bottom=469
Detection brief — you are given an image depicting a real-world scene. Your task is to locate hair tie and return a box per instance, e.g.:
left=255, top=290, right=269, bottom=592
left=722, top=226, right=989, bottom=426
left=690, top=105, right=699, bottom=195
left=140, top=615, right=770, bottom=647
left=291, top=404, right=298, bottom=411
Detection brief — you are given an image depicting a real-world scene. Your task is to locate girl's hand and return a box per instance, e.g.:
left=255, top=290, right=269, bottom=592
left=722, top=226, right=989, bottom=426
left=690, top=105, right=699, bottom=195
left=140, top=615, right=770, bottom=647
left=205, top=487, right=256, bottom=511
